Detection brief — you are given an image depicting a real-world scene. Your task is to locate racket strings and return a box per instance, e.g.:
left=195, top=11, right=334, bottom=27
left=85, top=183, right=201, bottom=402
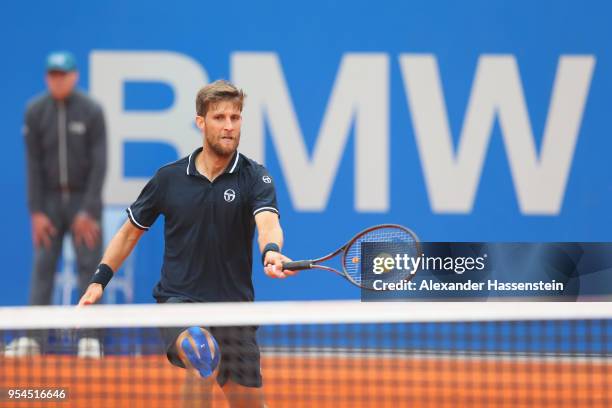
left=344, top=227, right=419, bottom=286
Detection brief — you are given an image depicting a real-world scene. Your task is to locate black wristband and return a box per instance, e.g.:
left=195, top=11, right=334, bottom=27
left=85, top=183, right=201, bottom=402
left=262, top=243, right=281, bottom=265
left=90, top=263, right=114, bottom=289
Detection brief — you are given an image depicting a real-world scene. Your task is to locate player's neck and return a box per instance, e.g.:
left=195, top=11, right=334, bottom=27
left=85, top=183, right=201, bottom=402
left=196, top=147, right=233, bottom=182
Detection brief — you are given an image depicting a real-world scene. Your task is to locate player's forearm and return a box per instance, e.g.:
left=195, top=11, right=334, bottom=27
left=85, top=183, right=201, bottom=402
left=100, top=221, right=143, bottom=272
left=255, top=212, right=284, bottom=252
left=258, top=224, right=284, bottom=252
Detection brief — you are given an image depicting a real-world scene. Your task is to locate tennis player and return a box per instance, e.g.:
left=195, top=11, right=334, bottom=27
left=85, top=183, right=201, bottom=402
left=78, top=80, right=296, bottom=407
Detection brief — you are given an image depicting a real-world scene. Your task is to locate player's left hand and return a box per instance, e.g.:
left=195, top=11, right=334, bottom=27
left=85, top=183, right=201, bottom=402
left=264, top=252, right=297, bottom=279
left=72, top=212, right=101, bottom=250
left=77, top=283, right=104, bottom=306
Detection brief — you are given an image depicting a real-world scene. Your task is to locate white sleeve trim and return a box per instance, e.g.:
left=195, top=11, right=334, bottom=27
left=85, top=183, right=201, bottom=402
left=253, top=206, right=279, bottom=216
left=127, top=207, right=150, bottom=230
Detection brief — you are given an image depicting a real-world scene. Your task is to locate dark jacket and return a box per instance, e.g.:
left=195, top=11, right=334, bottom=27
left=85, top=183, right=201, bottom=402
left=23, top=90, right=106, bottom=217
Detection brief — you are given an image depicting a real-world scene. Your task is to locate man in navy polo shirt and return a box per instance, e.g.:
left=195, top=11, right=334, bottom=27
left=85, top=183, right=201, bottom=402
left=78, top=80, right=295, bottom=407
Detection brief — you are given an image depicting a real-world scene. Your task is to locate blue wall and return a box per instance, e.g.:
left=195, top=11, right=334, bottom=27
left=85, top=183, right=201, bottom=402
left=1, top=1, right=611, bottom=305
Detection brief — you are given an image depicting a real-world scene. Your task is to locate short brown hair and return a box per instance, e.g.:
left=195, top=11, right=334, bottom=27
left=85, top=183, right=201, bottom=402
left=195, top=80, right=246, bottom=117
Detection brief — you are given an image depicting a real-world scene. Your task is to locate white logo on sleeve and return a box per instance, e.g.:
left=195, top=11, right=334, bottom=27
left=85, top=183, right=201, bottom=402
left=262, top=175, right=272, bottom=183
left=224, top=189, right=236, bottom=202
left=69, top=121, right=86, bottom=135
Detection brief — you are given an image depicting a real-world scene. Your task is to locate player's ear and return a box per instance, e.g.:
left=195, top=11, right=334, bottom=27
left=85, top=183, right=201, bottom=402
left=195, top=115, right=205, bottom=130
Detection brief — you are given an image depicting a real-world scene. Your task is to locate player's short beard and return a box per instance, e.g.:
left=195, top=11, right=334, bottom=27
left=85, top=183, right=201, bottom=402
left=205, top=132, right=240, bottom=158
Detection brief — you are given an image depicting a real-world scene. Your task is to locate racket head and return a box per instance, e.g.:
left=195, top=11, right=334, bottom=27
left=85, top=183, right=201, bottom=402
left=341, top=224, right=420, bottom=290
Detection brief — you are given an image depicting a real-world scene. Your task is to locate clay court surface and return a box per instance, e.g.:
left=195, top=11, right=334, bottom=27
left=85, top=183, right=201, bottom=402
left=1, top=354, right=610, bottom=407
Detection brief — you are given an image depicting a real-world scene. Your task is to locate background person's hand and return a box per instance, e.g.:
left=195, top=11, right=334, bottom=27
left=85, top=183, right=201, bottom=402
left=72, top=212, right=100, bottom=249
left=31, top=212, right=57, bottom=249
left=264, top=251, right=297, bottom=278
left=78, top=283, right=104, bottom=306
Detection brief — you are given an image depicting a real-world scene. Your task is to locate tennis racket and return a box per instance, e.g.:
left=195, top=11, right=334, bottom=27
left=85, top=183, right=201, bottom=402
left=283, top=224, right=420, bottom=290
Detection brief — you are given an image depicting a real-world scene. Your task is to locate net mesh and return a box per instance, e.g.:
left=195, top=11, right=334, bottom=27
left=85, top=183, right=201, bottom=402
left=0, top=301, right=610, bottom=408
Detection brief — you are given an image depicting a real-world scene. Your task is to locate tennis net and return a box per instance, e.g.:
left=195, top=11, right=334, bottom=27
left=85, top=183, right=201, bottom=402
left=0, top=301, right=610, bottom=407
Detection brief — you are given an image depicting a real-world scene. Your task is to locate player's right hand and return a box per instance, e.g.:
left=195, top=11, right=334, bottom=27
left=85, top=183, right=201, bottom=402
left=264, top=251, right=297, bottom=279
left=31, top=212, right=57, bottom=249
left=78, top=283, right=103, bottom=306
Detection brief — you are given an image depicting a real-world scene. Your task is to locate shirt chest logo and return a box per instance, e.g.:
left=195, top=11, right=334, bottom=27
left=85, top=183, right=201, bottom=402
left=224, top=189, right=236, bottom=202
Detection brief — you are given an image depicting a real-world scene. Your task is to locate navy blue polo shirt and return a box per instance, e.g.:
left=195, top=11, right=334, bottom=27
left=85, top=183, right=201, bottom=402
left=126, top=147, right=279, bottom=302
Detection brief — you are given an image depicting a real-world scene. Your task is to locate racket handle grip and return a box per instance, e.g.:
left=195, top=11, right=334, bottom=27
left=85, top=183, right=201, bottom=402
left=282, top=260, right=313, bottom=270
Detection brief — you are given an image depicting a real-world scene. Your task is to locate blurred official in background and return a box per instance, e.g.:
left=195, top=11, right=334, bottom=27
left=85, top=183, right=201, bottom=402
left=9, top=51, right=107, bottom=357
